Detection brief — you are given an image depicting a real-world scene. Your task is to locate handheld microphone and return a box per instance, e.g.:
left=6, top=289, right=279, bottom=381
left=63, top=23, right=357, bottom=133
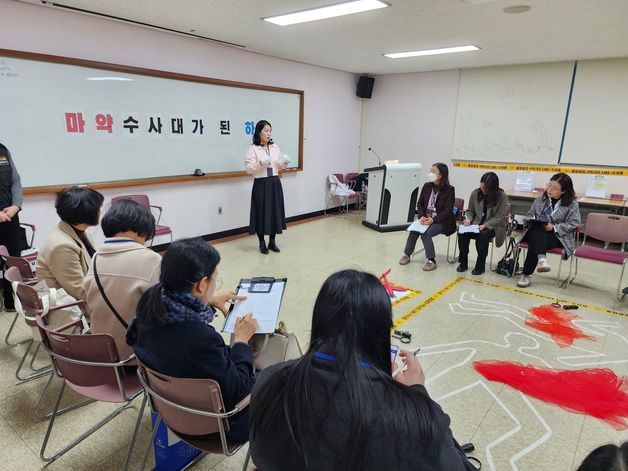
left=368, top=147, right=383, bottom=166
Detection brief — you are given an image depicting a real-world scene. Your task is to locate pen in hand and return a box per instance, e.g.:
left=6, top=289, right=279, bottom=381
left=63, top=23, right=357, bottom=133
left=392, top=348, right=421, bottom=378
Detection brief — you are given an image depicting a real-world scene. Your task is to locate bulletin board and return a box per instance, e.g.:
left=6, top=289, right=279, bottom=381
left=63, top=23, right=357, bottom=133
left=0, top=49, right=304, bottom=193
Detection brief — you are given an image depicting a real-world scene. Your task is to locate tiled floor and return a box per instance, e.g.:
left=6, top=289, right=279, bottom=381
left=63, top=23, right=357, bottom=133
left=0, top=212, right=626, bottom=470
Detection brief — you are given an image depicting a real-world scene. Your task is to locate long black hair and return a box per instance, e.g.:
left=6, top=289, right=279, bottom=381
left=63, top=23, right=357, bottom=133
left=577, top=442, right=628, bottom=471
left=252, top=120, right=273, bottom=146
left=250, top=269, right=438, bottom=469
left=432, top=162, right=451, bottom=189
left=133, top=238, right=220, bottom=327
left=476, top=171, right=501, bottom=207
left=544, top=172, right=576, bottom=206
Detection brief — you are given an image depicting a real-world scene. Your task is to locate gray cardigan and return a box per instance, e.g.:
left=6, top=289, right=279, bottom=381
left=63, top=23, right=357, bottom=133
left=524, top=195, right=581, bottom=258
left=464, top=189, right=509, bottom=247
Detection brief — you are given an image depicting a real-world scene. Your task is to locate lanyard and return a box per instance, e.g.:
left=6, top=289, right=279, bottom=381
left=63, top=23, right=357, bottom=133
left=104, top=238, right=136, bottom=244
left=428, top=189, right=439, bottom=211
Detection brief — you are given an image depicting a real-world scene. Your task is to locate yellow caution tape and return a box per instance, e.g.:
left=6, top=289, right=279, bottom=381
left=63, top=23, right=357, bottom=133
left=453, top=161, right=628, bottom=176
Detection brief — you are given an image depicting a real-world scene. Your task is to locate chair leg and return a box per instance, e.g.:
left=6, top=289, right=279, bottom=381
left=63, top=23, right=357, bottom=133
left=4, top=311, right=29, bottom=347
left=29, top=342, right=50, bottom=372
left=489, top=241, right=495, bottom=271
left=140, top=414, right=162, bottom=471
left=242, top=447, right=252, bottom=471
left=617, top=262, right=626, bottom=301
left=447, top=233, right=459, bottom=264
left=35, top=372, right=95, bottom=420
left=15, top=339, right=53, bottom=382
left=40, top=380, right=139, bottom=463
left=123, top=394, right=148, bottom=471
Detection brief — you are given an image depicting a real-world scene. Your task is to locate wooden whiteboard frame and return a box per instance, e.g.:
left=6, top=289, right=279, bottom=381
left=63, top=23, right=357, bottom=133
left=0, top=48, right=304, bottom=195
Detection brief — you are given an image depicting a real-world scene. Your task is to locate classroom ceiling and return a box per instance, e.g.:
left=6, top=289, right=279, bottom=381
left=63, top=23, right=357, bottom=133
left=20, top=0, right=628, bottom=75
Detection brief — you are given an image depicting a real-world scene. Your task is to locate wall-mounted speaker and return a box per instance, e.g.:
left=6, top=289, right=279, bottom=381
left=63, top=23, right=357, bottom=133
left=356, top=75, right=375, bottom=99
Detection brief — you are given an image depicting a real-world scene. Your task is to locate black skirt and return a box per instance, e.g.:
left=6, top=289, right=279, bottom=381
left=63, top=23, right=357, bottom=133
left=249, top=176, right=286, bottom=235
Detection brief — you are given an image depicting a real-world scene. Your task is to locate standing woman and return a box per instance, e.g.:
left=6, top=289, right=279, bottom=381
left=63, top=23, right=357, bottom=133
left=245, top=120, right=289, bottom=254
left=399, top=163, right=456, bottom=271
left=517, top=173, right=581, bottom=288
left=0, top=142, right=24, bottom=310
left=457, top=172, right=509, bottom=275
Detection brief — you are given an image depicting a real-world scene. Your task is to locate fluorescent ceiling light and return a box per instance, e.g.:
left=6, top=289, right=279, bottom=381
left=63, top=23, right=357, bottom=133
left=86, top=77, right=134, bottom=81
left=263, top=0, right=388, bottom=26
left=384, top=45, right=480, bottom=59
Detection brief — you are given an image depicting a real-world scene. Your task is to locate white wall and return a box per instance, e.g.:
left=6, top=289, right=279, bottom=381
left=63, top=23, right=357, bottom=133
left=360, top=69, right=627, bottom=210
left=0, top=0, right=362, bottom=246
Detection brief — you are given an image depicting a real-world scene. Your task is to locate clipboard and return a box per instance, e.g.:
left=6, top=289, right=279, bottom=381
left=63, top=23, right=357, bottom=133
left=222, top=277, right=287, bottom=334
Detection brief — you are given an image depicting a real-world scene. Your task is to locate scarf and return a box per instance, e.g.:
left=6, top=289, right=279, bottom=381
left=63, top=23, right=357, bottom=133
left=161, top=289, right=215, bottom=324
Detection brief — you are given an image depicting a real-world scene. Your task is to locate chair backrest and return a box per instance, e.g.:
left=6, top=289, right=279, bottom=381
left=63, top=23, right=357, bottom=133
left=3, top=266, right=24, bottom=284
left=35, top=315, right=121, bottom=387
left=111, top=195, right=150, bottom=210
left=0, top=245, right=9, bottom=259
left=345, top=172, right=359, bottom=182
left=5, top=255, right=35, bottom=278
left=138, top=362, right=228, bottom=436
left=454, top=197, right=465, bottom=220
left=583, top=213, right=628, bottom=244
left=333, top=173, right=344, bottom=183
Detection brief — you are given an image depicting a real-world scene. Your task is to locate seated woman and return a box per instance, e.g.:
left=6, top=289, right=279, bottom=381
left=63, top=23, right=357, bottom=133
left=249, top=269, right=474, bottom=470
left=517, top=173, right=581, bottom=288
left=84, top=199, right=161, bottom=359
left=457, top=172, right=509, bottom=275
left=37, top=187, right=104, bottom=301
left=399, top=163, right=456, bottom=271
left=127, top=237, right=257, bottom=442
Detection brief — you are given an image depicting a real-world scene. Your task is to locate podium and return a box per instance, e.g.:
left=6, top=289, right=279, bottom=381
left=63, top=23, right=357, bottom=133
left=362, top=163, right=422, bottom=232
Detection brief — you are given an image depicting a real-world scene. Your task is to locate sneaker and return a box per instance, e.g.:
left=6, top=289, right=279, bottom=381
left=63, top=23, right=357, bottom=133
left=423, top=260, right=437, bottom=271
left=456, top=264, right=467, bottom=272
left=517, top=275, right=531, bottom=287
left=536, top=258, right=551, bottom=273
left=399, top=255, right=411, bottom=265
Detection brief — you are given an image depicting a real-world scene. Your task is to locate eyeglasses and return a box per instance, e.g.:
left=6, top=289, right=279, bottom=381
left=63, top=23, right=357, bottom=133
left=210, top=275, right=223, bottom=290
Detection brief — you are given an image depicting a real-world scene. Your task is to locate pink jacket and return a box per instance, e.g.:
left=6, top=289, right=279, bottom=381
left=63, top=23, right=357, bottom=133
left=245, top=144, right=288, bottom=178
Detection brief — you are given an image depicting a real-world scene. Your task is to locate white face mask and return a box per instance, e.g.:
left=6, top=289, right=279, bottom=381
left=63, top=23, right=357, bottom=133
left=427, top=172, right=437, bottom=182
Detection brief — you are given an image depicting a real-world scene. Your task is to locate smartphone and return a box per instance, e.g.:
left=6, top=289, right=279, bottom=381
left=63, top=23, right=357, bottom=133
left=390, top=344, right=399, bottom=362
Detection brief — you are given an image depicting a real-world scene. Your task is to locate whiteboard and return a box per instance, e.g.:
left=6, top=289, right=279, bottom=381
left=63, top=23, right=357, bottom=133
left=452, top=62, right=574, bottom=164
left=0, top=51, right=303, bottom=189
left=561, top=58, right=628, bottom=167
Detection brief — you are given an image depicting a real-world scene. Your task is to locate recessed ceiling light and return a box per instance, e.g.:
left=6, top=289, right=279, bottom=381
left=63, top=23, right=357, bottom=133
left=384, top=45, right=480, bottom=59
left=503, top=5, right=531, bottom=14
left=263, top=0, right=389, bottom=26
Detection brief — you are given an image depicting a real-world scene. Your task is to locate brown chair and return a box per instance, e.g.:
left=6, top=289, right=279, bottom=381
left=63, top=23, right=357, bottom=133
left=35, top=313, right=145, bottom=467
left=111, top=195, right=173, bottom=247
left=136, top=361, right=252, bottom=471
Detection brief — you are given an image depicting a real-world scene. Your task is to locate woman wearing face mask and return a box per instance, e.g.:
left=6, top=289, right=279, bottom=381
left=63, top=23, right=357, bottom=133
left=516, top=173, right=581, bottom=288
left=245, top=120, right=289, bottom=254
left=127, top=237, right=258, bottom=442
left=399, top=163, right=456, bottom=271
left=457, top=172, right=509, bottom=275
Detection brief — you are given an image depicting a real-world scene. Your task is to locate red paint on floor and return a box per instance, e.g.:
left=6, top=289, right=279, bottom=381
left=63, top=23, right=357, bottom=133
left=474, top=361, right=628, bottom=430
left=526, top=304, right=595, bottom=347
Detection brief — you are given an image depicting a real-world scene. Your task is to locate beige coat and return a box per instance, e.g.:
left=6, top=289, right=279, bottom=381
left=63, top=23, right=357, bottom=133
left=83, top=238, right=161, bottom=359
left=464, top=189, right=509, bottom=247
left=36, top=221, right=94, bottom=301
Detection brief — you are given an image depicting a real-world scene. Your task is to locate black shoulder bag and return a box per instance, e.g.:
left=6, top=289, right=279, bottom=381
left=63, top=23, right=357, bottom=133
left=495, top=236, right=519, bottom=278
left=92, top=254, right=129, bottom=329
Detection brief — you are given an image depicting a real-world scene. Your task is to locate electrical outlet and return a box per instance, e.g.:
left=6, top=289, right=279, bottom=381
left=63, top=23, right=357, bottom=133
left=218, top=206, right=223, bottom=215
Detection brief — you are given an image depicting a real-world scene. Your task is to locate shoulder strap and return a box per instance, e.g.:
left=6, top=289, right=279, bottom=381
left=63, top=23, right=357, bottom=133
left=92, top=254, right=128, bottom=329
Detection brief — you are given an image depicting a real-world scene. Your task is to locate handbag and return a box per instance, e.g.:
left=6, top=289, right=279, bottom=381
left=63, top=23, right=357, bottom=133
left=238, top=322, right=303, bottom=371
left=495, top=237, right=519, bottom=277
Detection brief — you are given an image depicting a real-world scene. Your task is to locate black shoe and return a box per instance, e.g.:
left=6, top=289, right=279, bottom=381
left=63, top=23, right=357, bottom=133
left=259, top=242, right=269, bottom=254
left=471, top=267, right=485, bottom=275
left=268, top=242, right=280, bottom=253
left=456, top=264, right=468, bottom=273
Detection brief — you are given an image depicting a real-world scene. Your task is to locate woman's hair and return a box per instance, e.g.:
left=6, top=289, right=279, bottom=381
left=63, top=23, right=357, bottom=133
left=251, top=269, right=438, bottom=469
left=577, top=442, right=628, bottom=471
left=134, top=238, right=220, bottom=327
left=476, top=172, right=501, bottom=206
left=252, top=120, right=273, bottom=146
left=55, top=187, right=104, bottom=225
left=544, top=172, right=576, bottom=206
left=432, top=162, right=450, bottom=188
left=101, top=199, right=155, bottom=239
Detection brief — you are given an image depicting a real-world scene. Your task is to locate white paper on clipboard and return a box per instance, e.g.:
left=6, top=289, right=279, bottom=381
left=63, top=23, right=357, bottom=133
left=222, top=279, right=286, bottom=334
